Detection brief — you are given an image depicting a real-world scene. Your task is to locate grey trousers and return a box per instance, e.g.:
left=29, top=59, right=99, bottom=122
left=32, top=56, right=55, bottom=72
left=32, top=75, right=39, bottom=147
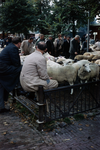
left=0, top=83, right=9, bottom=109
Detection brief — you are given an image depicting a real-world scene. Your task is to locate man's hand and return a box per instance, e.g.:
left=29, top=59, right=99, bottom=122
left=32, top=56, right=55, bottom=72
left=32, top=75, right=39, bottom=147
left=75, top=52, right=78, bottom=55
left=49, top=77, right=52, bottom=79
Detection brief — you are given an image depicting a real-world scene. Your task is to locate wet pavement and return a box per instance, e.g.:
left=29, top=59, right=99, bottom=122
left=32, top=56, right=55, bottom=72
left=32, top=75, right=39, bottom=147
left=0, top=108, right=100, bottom=150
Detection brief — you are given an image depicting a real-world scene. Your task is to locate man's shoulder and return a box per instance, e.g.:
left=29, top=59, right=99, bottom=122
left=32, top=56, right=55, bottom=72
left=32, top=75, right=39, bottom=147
left=22, top=40, right=28, bottom=44
left=26, top=51, right=44, bottom=62
left=4, top=43, right=16, bottom=50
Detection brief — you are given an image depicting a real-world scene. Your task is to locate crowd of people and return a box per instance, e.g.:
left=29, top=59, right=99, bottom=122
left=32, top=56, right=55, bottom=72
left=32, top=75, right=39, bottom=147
left=19, top=33, right=97, bottom=59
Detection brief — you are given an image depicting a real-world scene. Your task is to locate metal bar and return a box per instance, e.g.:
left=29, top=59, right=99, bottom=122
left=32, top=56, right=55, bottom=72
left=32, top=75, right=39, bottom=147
left=87, top=11, right=90, bottom=52
left=64, top=90, right=65, bottom=113
left=13, top=96, right=38, bottom=118
left=12, top=89, right=16, bottom=103
left=38, top=86, right=44, bottom=131
left=69, top=88, right=84, bottom=113
left=85, top=86, right=86, bottom=111
left=81, top=87, right=82, bottom=112
left=44, top=81, right=100, bottom=93
left=50, top=93, right=51, bottom=119
left=55, top=92, right=56, bottom=119
left=77, top=88, right=79, bottom=113
left=86, top=86, right=99, bottom=105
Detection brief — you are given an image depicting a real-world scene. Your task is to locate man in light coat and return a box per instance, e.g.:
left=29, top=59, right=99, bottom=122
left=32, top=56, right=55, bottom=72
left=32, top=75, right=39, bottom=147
left=20, top=37, right=34, bottom=55
left=20, top=42, right=58, bottom=92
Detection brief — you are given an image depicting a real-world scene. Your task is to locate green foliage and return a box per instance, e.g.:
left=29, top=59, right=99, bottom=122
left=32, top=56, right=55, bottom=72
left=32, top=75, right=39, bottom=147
left=74, top=114, right=84, bottom=121
left=44, top=120, right=55, bottom=131
left=0, top=0, right=36, bottom=34
left=63, top=117, right=71, bottom=124
left=0, top=0, right=100, bottom=36
left=33, top=0, right=52, bottom=34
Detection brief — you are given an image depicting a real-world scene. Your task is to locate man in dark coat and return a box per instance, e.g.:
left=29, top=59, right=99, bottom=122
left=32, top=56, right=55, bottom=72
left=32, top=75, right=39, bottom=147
left=0, top=37, right=22, bottom=113
left=46, top=35, right=55, bottom=56
left=82, top=38, right=91, bottom=53
left=63, top=35, right=70, bottom=58
left=54, top=34, right=64, bottom=57
left=69, top=35, right=80, bottom=59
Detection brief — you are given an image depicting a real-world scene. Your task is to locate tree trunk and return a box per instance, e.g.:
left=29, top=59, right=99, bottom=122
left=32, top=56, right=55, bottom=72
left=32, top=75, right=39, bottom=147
left=72, top=18, right=76, bottom=37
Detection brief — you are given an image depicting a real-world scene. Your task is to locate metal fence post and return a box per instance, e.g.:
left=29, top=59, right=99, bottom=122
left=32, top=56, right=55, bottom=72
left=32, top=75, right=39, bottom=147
left=37, top=86, right=44, bottom=131
left=12, top=89, right=16, bottom=103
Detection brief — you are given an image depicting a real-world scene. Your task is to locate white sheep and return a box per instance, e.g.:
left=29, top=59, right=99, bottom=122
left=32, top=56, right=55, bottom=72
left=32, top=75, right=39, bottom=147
left=74, top=54, right=93, bottom=61
left=95, top=59, right=100, bottom=65
left=56, top=57, right=74, bottom=65
left=47, top=60, right=77, bottom=94
left=43, top=52, right=55, bottom=61
left=78, top=63, right=99, bottom=82
left=72, top=60, right=90, bottom=71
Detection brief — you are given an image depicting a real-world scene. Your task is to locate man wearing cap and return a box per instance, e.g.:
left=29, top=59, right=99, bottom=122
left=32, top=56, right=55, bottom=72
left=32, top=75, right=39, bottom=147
left=46, top=35, right=55, bottom=56
left=20, top=37, right=34, bottom=55
left=20, top=42, right=58, bottom=92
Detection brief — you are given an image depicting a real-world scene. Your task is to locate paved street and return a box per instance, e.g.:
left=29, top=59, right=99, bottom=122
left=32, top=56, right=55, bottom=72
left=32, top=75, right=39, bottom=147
left=0, top=109, right=100, bottom=150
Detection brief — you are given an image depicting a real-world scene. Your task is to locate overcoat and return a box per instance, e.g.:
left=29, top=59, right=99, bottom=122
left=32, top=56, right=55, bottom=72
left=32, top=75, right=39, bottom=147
left=46, top=39, right=55, bottom=56
left=20, top=50, right=49, bottom=92
left=20, top=40, right=34, bottom=55
left=69, top=38, right=79, bottom=59
left=0, top=43, right=22, bottom=92
left=63, top=39, right=70, bottom=58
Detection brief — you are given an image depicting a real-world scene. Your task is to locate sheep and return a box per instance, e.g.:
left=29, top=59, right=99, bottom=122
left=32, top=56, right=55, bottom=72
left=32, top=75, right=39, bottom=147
left=74, top=54, right=93, bottom=61
left=56, top=58, right=74, bottom=65
left=78, top=63, right=99, bottom=82
left=83, top=52, right=94, bottom=57
left=95, top=59, right=100, bottom=65
left=94, top=59, right=100, bottom=71
left=72, top=60, right=90, bottom=71
left=92, top=55, right=100, bottom=61
left=43, top=52, right=55, bottom=61
left=47, top=60, right=77, bottom=94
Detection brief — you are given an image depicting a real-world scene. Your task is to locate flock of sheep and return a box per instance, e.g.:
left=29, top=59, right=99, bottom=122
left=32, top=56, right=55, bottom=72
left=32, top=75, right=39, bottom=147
left=16, top=43, right=100, bottom=94
left=20, top=50, right=100, bottom=94
left=44, top=52, right=99, bottom=92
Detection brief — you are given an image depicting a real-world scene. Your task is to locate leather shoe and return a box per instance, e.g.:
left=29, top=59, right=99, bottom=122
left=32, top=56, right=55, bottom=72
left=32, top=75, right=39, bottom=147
left=0, top=108, right=10, bottom=113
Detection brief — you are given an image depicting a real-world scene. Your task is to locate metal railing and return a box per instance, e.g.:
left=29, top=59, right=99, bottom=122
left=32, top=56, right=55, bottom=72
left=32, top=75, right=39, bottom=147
left=11, top=80, right=100, bottom=130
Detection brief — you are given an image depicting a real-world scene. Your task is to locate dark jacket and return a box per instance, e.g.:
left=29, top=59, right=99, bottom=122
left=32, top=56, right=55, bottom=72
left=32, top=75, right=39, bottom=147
left=0, top=43, right=22, bottom=92
left=82, top=41, right=87, bottom=52
left=63, top=39, right=70, bottom=58
left=46, top=39, right=55, bottom=56
left=69, top=38, right=79, bottom=59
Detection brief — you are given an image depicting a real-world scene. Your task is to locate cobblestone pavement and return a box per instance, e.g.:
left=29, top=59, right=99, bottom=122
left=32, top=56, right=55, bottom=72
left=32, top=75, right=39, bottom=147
left=0, top=110, right=100, bottom=150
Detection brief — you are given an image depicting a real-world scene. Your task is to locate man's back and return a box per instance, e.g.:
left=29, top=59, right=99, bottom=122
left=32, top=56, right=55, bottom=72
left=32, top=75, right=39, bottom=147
left=0, top=43, right=20, bottom=66
left=20, top=42, right=58, bottom=92
left=20, top=50, right=49, bottom=89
